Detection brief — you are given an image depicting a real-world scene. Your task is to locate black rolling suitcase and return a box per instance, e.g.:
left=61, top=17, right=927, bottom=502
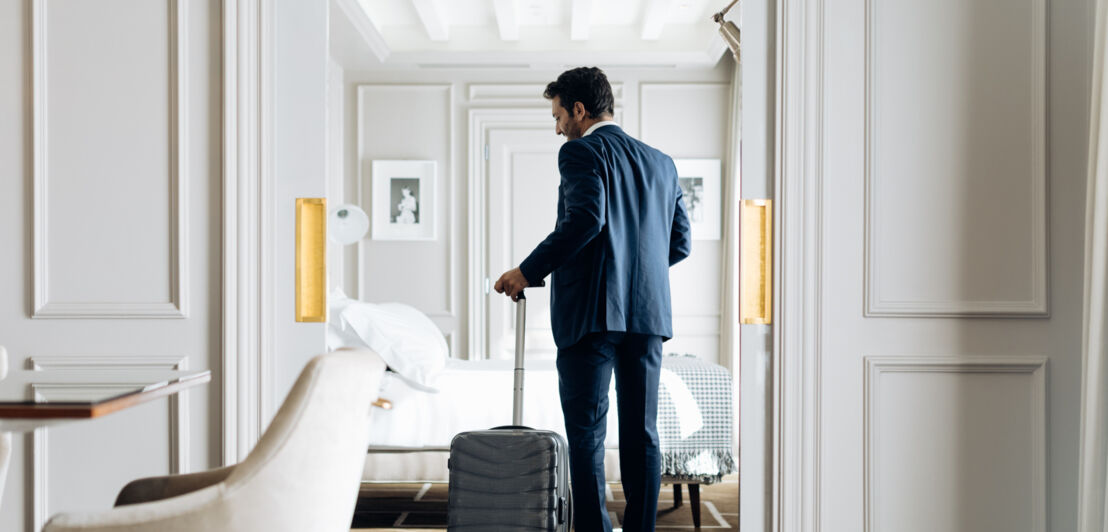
left=447, top=285, right=572, bottom=531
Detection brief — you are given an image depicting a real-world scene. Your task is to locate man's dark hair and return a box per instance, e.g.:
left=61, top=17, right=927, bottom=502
left=544, top=67, right=615, bottom=119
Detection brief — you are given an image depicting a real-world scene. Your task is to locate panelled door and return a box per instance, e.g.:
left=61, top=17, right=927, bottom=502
left=486, top=126, right=563, bottom=360
left=0, top=1, right=221, bottom=530
left=791, top=0, right=1092, bottom=531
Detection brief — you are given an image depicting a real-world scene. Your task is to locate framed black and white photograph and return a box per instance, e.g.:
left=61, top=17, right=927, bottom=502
left=371, top=160, right=437, bottom=240
left=674, top=159, right=721, bottom=240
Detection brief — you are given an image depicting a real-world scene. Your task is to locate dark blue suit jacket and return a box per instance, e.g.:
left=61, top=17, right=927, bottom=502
left=519, top=124, right=692, bottom=349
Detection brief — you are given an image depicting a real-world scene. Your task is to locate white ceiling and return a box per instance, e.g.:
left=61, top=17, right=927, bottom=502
left=331, top=0, right=736, bottom=69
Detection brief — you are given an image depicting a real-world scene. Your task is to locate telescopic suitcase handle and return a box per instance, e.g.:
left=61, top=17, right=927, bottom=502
left=512, top=280, right=544, bottom=427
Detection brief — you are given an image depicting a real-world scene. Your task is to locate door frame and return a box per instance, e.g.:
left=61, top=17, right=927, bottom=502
left=770, top=0, right=821, bottom=530
left=467, top=108, right=553, bottom=359
left=221, top=0, right=275, bottom=465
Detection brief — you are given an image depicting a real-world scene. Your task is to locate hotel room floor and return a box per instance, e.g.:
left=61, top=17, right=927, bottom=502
left=351, top=473, right=738, bottom=530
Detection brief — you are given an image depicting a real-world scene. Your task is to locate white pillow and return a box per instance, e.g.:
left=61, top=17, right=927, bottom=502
left=327, top=289, right=447, bottom=392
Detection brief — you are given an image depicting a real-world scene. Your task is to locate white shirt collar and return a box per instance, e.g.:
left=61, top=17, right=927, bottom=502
left=583, top=120, right=620, bottom=137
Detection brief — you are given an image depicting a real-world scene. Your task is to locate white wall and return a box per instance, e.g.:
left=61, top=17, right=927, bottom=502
left=327, top=59, right=346, bottom=290
left=738, top=1, right=775, bottom=531
left=337, top=63, right=735, bottom=364
left=271, top=0, right=330, bottom=415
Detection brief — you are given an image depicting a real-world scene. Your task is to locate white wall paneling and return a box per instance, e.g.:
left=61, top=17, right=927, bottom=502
left=32, top=0, right=189, bottom=319
left=28, top=355, right=191, bottom=532
left=342, top=68, right=733, bottom=362
left=863, top=0, right=1048, bottom=317
left=2, top=0, right=224, bottom=528
left=775, top=0, right=1089, bottom=529
left=356, top=84, right=458, bottom=356
left=864, top=357, right=1047, bottom=532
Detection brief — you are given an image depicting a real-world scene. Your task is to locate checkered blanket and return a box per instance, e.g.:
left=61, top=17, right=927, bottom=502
left=657, top=354, right=737, bottom=484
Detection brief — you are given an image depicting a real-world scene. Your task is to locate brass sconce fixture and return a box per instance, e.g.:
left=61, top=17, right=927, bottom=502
left=295, top=198, right=327, bottom=322
left=713, top=0, right=741, bottom=62
left=740, top=200, right=772, bottom=324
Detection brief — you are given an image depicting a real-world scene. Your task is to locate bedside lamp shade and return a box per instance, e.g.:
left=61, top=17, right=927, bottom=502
left=329, top=204, right=369, bottom=245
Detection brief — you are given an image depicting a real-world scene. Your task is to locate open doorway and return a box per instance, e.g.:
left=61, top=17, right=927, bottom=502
left=326, top=0, right=755, bottom=529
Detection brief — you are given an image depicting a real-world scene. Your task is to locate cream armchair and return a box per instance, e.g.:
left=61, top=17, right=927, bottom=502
left=43, top=349, right=387, bottom=532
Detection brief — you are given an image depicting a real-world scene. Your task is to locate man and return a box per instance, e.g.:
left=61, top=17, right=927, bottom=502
left=494, top=67, right=692, bottom=532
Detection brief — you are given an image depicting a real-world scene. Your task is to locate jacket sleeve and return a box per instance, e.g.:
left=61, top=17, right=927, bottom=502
left=519, top=141, right=606, bottom=284
left=669, top=175, right=692, bottom=266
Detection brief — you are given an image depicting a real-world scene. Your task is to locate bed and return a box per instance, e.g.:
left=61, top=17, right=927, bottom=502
left=360, top=357, right=621, bottom=483
left=327, top=291, right=736, bottom=501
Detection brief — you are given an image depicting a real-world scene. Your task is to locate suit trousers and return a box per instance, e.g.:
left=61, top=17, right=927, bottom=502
left=556, top=331, right=662, bottom=532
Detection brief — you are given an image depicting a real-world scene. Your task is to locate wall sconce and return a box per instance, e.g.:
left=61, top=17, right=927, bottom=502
left=713, top=0, right=741, bottom=62
left=296, top=198, right=327, bottom=322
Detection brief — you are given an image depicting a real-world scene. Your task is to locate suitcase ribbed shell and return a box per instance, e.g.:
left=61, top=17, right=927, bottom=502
left=447, top=428, right=571, bottom=531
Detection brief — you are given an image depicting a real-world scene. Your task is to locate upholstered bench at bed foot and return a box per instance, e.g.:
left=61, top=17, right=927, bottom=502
left=669, top=482, right=702, bottom=528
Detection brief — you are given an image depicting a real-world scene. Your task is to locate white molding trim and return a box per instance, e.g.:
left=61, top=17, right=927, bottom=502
left=354, top=84, right=458, bottom=355
left=862, top=356, right=1048, bottom=532
left=332, top=0, right=390, bottom=62
left=28, top=355, right=187, bottom=371
left=222, top=0, right=273, bottom=465
left=774, top=0, right=824, bottom=531
left=258, top=0, right=277, bottom=433
left=32, top=303, right=187, bottom=319
left=467, top=83, right=624, bottom=105
left=863, top=0, right=1048, bottom=318
left=30, top=355, right=191, bottom=532
left=467, top=108, right=552, bottom=359
left=445, top=85, right=459, bottom=358
left=32, top=0, right=189, bottom=319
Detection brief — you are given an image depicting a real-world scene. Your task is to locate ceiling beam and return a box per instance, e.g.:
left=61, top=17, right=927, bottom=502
left=641, top=0, right=679, bottom=40
left=570, top=0, right=593, bottom=41
left=492, top=0, right=519, bottom=41
left=411, top=0, right=449, bottom=41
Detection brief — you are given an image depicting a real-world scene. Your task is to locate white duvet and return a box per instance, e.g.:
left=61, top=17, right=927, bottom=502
left=367, top=358, right=621, bottom=449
